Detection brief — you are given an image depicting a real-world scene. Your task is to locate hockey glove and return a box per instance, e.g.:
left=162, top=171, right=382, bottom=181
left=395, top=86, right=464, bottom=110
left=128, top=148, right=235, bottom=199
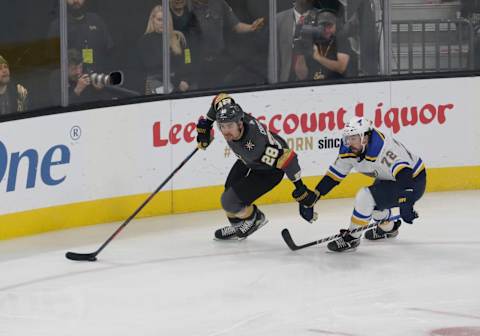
left=398, top=189, right=418, bottom=224
left=196, top=118, right=213, bottom=150
left=292, top=184, right=320, bottom=223
left=292, top=184, right=320, bottom=207
left=299, top=204, right=318, bottom=223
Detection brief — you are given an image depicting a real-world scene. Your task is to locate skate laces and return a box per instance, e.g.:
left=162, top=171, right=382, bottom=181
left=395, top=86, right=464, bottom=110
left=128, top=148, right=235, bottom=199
left=336, top=230, right=357, bottom=247
left=221, top=226, right=238, bottom=235
left=335, top=237, right=348, bottom=248
left=238, top=219, right=254, bottom=234
left=371, top=228, right=386, bottom=239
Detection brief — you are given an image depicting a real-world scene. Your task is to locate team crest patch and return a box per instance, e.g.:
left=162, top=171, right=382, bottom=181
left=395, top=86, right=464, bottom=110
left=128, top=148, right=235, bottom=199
left=245, top=140, right=255, bottom=151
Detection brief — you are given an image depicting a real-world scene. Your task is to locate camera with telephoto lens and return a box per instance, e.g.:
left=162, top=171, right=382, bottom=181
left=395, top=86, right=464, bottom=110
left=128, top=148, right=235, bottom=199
left=293, top=9, right=336, bottom=54
left=88, top=71, right=123, bottom=87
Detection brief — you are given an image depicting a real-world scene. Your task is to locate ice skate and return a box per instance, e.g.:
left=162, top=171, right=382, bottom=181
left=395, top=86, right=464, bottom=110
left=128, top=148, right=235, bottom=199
left=237, top=207, right=268, bottom=239
left=327, top=230, right=361, bottom=252
left=364, top=220, right=402, bottom=240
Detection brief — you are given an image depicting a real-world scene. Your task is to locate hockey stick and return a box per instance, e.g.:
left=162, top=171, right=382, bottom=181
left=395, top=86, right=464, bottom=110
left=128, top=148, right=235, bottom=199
left=281, top=222, right=379, bottom=251
left=65, top=147, right=199, bottom=262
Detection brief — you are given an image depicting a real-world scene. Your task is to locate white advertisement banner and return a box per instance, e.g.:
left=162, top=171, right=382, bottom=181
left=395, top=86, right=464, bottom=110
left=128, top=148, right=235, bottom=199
left=1, top=77, right=478, bottom=215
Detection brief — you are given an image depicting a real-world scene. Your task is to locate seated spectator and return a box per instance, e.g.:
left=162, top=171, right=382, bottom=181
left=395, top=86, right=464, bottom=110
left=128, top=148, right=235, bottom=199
left=138, top=4, right=195, bottom=94
left=190, top=0, right=265, bottom=89
left=307, top=10, right=355, bottom=80
left=49, top=49, right=109, bottom=105
left=0, top=55, right=29, bottom=115
left=48, top=0, right=114, bottom=73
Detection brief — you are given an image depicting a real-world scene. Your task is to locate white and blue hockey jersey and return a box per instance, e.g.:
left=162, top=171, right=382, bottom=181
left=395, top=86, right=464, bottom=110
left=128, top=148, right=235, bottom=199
left=326, top=128, right=425, bottom=183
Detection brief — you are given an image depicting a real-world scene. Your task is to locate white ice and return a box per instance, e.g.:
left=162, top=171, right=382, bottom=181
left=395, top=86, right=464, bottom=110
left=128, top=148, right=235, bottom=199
left=0, top=190, right=479, bottom=336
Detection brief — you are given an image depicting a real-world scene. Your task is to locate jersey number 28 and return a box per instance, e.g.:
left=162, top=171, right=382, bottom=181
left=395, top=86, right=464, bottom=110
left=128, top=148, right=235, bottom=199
left=261, top=146, right=280, bottom=166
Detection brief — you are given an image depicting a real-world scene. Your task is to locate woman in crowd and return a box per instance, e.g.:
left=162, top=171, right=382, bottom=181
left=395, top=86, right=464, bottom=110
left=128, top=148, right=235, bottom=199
left=138, top=4, right=195, bottom=94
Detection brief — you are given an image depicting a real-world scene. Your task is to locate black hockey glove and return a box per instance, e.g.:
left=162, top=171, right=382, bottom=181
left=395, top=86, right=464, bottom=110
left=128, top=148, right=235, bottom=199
left=292, top=183, right=320, bottom=223
left=292, top=184, right=320, bottom=207
left=398, top=189, right=418, bottom=224
left=196, top=118, right=213, bottom=150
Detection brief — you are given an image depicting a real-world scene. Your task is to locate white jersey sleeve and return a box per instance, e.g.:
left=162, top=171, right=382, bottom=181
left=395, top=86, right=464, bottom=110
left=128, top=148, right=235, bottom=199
left=328, top=128, right=425, bottom=182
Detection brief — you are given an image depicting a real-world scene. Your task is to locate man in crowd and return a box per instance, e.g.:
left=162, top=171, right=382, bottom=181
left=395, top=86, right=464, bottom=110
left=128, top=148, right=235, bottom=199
left=48, top=0, right=114, bottom=72
left=0, top=55, right=28, bottom=115
left=190, top=0, right=265, bottom=88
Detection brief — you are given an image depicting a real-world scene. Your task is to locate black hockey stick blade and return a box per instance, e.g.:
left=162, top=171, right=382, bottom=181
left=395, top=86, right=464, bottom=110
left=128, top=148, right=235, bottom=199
left=281, top=228, right=318, bottom=251
left=65, top=251, right=98, bottom=262
left=281, top=229, right=300, bottom=250
left=281, top=222, right=379, bottom=252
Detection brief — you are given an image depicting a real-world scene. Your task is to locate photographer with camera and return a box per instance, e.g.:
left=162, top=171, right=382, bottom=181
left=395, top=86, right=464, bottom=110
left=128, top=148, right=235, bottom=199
left=306, top=9, right=354, bottom=80
left=70, top=49, right=116, bottom=104
left=49, top=49, right=110, bottom=105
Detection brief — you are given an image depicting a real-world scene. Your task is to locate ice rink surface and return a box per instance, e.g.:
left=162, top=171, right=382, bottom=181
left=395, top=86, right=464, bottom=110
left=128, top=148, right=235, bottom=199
left=1, top=190, right=479, bottom=336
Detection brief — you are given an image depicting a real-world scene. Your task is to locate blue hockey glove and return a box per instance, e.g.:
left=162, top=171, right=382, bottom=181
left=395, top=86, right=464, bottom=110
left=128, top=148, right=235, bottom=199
left=398, top=189, right=418, bottom=224
left=292, top=183, right=320, bottom=223
left=299, top=204, right=318, bottom=223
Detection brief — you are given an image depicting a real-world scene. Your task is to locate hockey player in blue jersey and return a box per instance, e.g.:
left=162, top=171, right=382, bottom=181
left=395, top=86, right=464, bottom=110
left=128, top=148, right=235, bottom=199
left=293, top=116, right=427, bottom=252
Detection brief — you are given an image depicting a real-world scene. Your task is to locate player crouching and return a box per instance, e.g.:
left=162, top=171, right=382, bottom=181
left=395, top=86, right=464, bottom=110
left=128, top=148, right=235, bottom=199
left=293, top=117, right=427, bottom=252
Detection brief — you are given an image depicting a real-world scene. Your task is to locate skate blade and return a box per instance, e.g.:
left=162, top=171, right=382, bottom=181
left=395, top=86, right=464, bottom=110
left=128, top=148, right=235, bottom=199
left=213, top=236, right=241, bottom=241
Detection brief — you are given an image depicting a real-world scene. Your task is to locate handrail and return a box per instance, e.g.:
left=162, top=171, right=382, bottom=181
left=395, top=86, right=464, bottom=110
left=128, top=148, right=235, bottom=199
left=391, top=18, right=475, bottom=74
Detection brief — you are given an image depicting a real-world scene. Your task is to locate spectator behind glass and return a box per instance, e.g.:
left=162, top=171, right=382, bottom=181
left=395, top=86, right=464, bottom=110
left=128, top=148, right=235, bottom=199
left=0, top=55, right=29, bottom=116
left=170, top=0, right=195, bottom=35
left=138, top=4, right=194, bottom=95
left=190, top=0, right=264, bottom=89
left=308, top=10, right=354, bottom=80
left=48, top=48, right=108, bottom=105
left=275, top=0, right=315, bottom=82
left=48, top=0, right=114, bottom=73
left=222, top=0, right=270, bottom=86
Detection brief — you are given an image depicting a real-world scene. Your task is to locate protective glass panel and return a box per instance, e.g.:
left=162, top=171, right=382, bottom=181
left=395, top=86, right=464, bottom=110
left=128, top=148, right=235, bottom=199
left=0, top=0, right=61, bottom=116
left=274, top=0, right=383, bottom=84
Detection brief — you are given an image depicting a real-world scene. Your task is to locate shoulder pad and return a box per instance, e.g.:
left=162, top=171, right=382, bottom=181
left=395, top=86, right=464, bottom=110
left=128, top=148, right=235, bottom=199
left=365, top=129, right=385, bottom=162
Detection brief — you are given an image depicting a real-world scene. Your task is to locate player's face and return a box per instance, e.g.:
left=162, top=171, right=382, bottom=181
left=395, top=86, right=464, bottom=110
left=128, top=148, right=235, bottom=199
left=218, top=121, right=243, bottom=141
left=345, top=134, right=367, bottom=154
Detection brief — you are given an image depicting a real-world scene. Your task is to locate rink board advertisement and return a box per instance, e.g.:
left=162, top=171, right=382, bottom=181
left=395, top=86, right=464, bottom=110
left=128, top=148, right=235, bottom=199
left=1, top=77, right=479, bottom=239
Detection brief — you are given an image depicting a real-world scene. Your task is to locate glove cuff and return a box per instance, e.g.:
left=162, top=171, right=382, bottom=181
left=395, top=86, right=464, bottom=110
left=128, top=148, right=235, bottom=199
left=294, top=190, right=308, bottom=202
